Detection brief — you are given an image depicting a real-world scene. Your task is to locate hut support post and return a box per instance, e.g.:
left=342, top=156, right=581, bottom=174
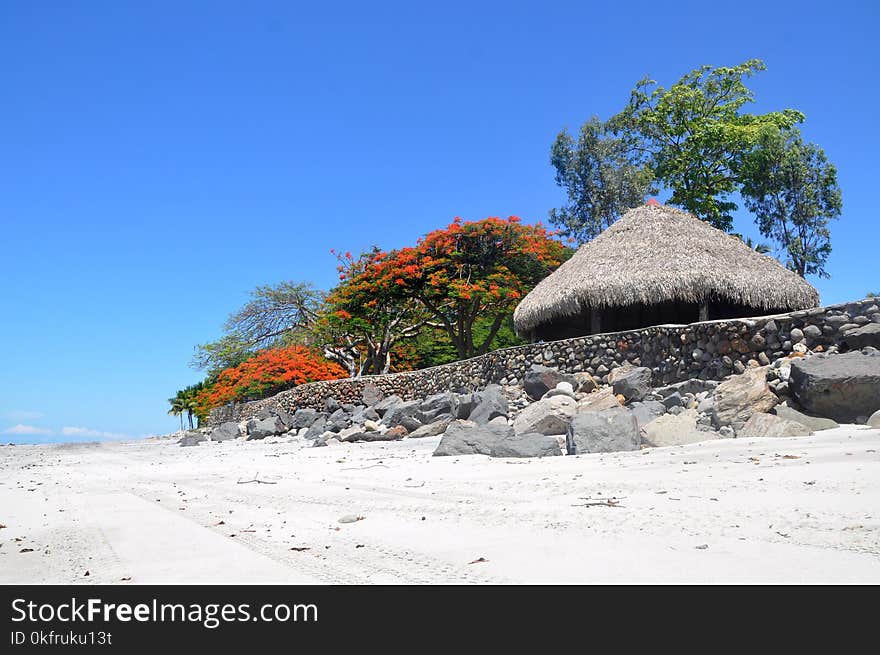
left=590, top=309, right=601, bottom=334
left=698, top=301, right=709, bottom=322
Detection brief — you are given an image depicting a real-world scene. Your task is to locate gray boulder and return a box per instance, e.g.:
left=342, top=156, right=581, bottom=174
left=512, top=394, right=577, bottom=435
left=843, top=323, right=880, bottom=350
left=349, top=406, right=367, bottom=425
left=789, top=350, right=880, bottom=423
left=450, top=392, right=478, bottom=419
left=179, top=431, right=207, bottom=447
left=868, top=410, right=880, bottom=429
left=712, top=367, right=779, bottom=427
left=350, top=430, right=406, bottom=442
left=246, top=416, right=286, bottom=439
left=291, top=408, right=320, bottom=429
left=324, top=397, right=341, bottom=413
left=642, top=409, right=717, bottom=448
left=304, top=416, right=328, bottom=440
left=408, top=418, right=452, bottom=438
left=327, top=408, right=351, bottom=431
left=738, top=413, right=812, bottom=438
left=566, top=407, right=640, bottom=455
left=211, top=422, right=240, bottom=442
left=772, top=404, right=839, bottom=431
left=629, top=400, right=666, bottom=429
left=468, top=385, right=509, bottom=424
left=420, top=392, right=454, bottom=413
left=660, top=392, right=685, bottom=410
left=491, top=433, right=563, bottom=458
left=382, top=400, right=422, bottom=427
left=611, top=367, right=653, bottom=403
left=432, top=421, right=509, bottom=456
left=433, top=421, right=560, bottom=458
left=523, top=365, right=576, bottom=401
left=399, top=415, right=423, bottom=433
left=417, top=393, right=455, bottom=422
left=373, top=395, right=403, bottom=416
left=255, top=407, right=293, bottom=429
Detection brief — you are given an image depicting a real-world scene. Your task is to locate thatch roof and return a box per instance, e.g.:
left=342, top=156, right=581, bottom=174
left=514, top=203, right=819, bottom=335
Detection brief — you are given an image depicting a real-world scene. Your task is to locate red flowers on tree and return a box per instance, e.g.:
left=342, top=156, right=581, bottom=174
left=194, top=345, right=347, bottom=415
left=322, top=248, right=426, bottom=376
left=357, top=217, right=569, bottom=359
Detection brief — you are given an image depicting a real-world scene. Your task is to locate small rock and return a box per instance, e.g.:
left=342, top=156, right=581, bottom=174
left=643, top=410, right=718, bottom=448
left=738, top=413, right=812, bottom=438
left=772, top=405, right=839, bottom=432
left=178, top=431, right=206, bottom=447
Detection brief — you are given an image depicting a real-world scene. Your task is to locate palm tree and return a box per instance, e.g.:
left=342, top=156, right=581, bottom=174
left=733, top=233, right=772, bottom=254
left=167, top=393, right=186, bottom=431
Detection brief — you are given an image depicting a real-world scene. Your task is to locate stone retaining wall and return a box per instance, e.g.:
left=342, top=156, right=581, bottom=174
left=208, top=297, right=879, bottom=425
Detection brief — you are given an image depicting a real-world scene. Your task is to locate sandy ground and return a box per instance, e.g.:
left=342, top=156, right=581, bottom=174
left=1, top=426, right=879, bottom=584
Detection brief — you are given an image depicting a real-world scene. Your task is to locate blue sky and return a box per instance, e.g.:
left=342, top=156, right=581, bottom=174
left=1, top=1, right=878, bottom=443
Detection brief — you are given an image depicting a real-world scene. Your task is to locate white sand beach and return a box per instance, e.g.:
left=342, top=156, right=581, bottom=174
left=2, top=427, right=879, bottom=584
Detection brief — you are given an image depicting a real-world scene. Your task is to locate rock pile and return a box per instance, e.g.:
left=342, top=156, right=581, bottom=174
left=208, top=298, right=880, bottom=428
left=181, top=345, right=880, bottom=457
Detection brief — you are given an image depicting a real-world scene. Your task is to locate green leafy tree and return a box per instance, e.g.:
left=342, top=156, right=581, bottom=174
left=611, top=59, right=804, bottom=231
left=192, top=281, right=325, bottom=375
left=739, top=127, right=842, bottom=278
left=549, top=117, right=655, bottom=243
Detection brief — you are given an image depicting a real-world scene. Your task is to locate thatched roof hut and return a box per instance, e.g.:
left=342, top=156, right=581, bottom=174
left=514, top=202, right=819, bottom=340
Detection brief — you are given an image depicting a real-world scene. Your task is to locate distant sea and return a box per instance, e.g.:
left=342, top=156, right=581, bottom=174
left=2, top=434, right=144, bottom=446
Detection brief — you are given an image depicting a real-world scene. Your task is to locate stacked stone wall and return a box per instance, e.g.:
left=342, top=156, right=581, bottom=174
left=208, top=298, right=879, bottom=425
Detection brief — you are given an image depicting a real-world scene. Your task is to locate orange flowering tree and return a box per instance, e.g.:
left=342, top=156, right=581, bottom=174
left=368, top=217, right=569, bottom=359
left=194, top=345, right=347, bottom=416
left=321, top=248, right=427, bottom=376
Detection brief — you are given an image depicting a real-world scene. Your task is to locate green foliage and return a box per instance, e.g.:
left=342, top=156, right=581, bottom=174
left=192, top=281, right=323, bottom=374
left=407, top=314, right=523, bottom=369
left=549, top=117, right=655, bottom=243
left=167, top=382, right=206, bottom=430
left=611, top=59, right=804, bottom=231
left=739, top=127, right=842, bottom=278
